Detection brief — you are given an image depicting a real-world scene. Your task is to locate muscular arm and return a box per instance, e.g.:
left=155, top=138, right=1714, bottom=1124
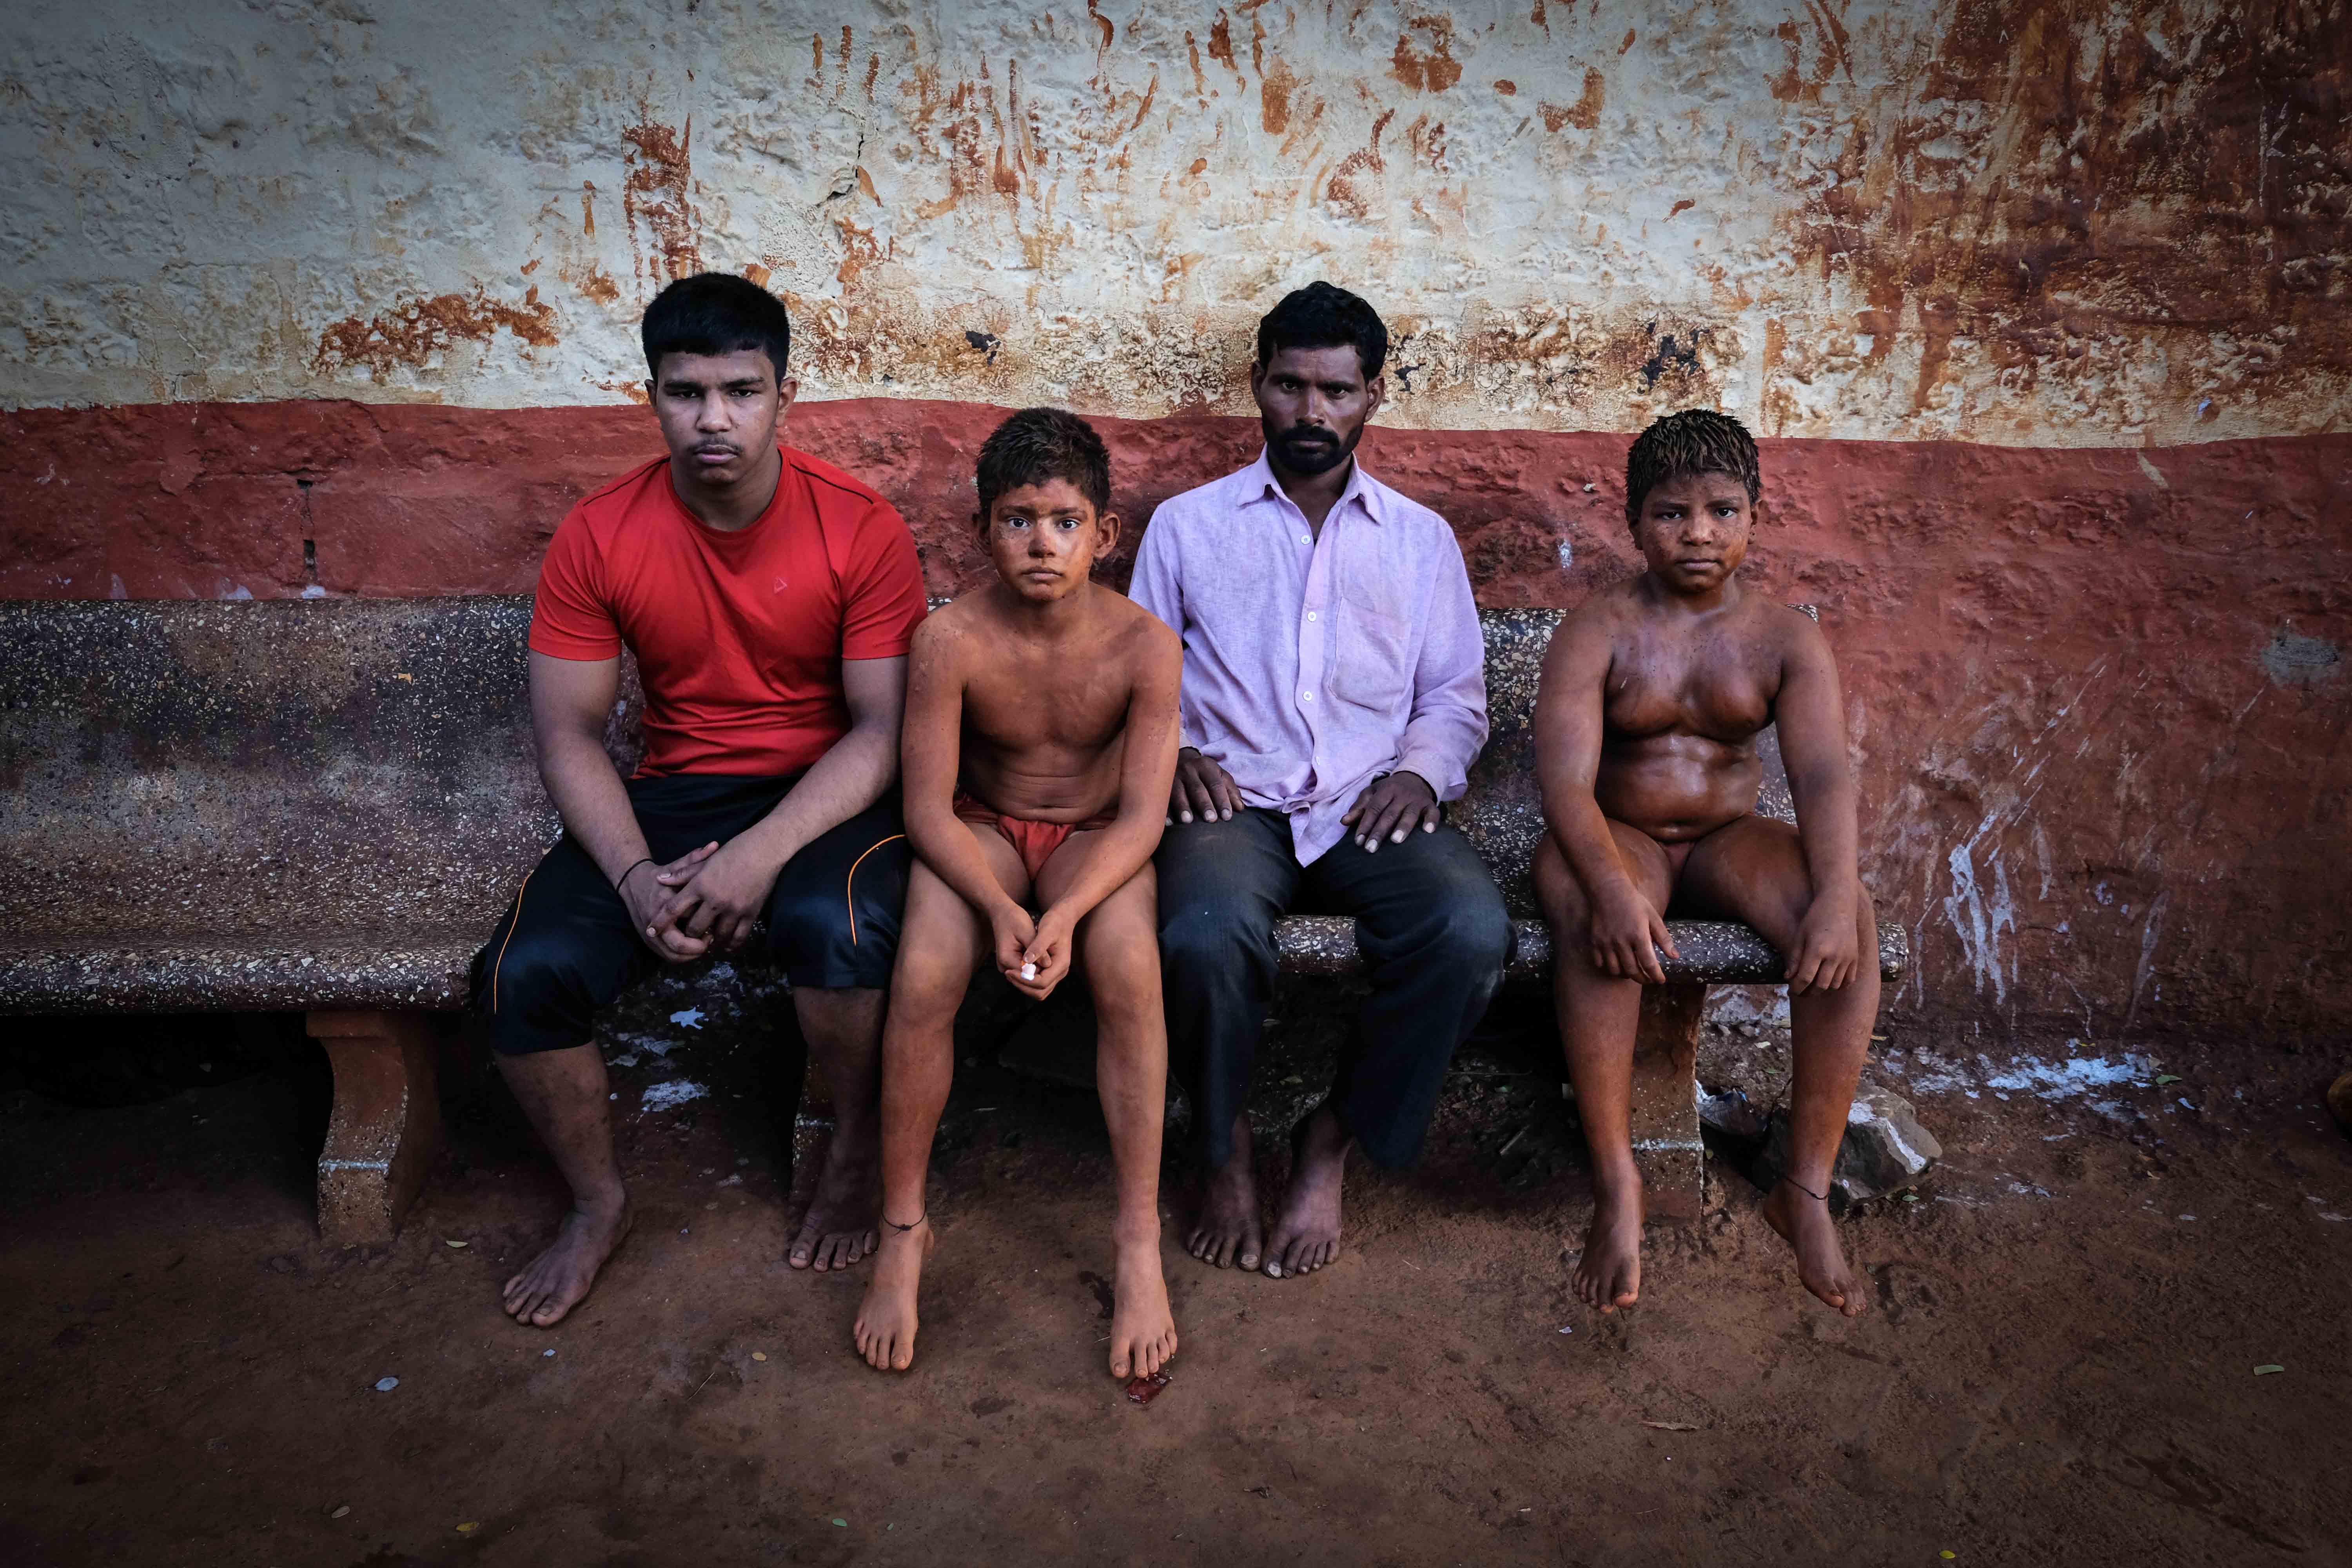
left=531, top=651, right=652, bottom=883
left=1770, top=615, right=1862, bottom=991
left=648, top=654, right=909, bottom=951
left=530, top=651, right=711, bottom=960
left=1532, top=612, right=1678, bottom=982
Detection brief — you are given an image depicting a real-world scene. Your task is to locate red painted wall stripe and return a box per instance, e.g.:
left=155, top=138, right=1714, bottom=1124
left=3, top=399, right=2347, bottom=1048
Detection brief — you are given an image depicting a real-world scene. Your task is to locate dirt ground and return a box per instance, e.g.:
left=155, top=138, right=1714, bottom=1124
left=2, top=1003, right=2348, bottom=1568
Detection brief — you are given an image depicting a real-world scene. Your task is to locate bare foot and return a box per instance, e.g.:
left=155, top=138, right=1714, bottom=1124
left=502, top=1199, right=631, bottom=1328
left=852, top=1219, right=932, bottom=1371
left=1263, top=1106, right=1348, bottom=1279
left=1762, top=1177, right=1866, bottom=1317
left=1573, top=1176, right=1642, bottom=1313
left=1109, top=1230, right=1178, bottom=1379
left=789, top=1126, right=879, bottom=1272
left=1185, top=1112, right=1263, bottom=1270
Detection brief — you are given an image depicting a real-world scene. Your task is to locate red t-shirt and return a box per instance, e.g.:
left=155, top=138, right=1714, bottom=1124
left=529, top=448, right=928, bottom=778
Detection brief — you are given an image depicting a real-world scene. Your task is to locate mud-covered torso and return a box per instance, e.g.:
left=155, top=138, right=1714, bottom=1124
left=1596, top=606, right=1784, bottom=842
left=951, top=588, right=1145, bottom=822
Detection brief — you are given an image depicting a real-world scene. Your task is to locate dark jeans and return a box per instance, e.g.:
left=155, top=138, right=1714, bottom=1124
left=1156, top=806, right=1512, bottom=1170
left=469, top=773, right=911, bottom=1054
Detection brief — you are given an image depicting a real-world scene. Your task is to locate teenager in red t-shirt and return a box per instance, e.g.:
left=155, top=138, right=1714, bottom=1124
left=469, top=274, right=927, bottom=1328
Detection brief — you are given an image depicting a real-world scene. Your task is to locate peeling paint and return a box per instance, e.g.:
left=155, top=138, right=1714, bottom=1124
left=0, top=1, right=2342, bottom=441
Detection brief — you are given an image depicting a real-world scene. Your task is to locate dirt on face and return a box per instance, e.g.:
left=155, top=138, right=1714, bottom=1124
left=1, top=1014, right=2346, bottom=1566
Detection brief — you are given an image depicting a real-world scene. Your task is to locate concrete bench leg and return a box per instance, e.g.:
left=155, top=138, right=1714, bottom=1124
left=788, top=1071, right=836, bottom=1209
left=1630, top=983, right=1706, bottom=1224
left=306, top=1011, right=442, bottom=1247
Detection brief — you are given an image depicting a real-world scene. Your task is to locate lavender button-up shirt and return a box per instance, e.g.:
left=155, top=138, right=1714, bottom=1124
left=1128, top=450, right=1489, bottom=865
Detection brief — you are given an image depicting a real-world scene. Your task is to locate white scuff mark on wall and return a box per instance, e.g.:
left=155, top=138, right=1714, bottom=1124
left=2122, top=889, right=2170, bottom=1036
left=1942, top=840, right=2016, bottom=1004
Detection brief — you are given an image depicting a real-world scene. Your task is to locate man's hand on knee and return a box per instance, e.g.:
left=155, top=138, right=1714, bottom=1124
left=1342, top=770, right=1439, bottom=853
left=645, top=838, right=780, bottom=958
left=1170, top=748, right=1242, bottom=825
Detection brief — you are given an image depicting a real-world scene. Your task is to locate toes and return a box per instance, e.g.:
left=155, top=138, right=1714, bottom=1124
left=789, top=1234, right=816, bottom=1269
left=891, top=1338, right=914, bottom=1371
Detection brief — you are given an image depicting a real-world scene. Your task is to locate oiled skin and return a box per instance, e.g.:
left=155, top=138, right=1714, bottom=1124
left=1589, top=597, right=1791, bottom=842
left=942, top=593, right=1161, bottom=823
left=1532, top=468, right=1878, bottom=1321
left=856, top=474, right=1183, bottom=1381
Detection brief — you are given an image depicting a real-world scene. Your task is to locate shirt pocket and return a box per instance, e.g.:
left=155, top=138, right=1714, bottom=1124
left=1328, top=597, right=1416, bottom=712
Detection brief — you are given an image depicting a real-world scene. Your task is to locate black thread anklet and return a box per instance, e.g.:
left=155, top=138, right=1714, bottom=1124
left=1778, top=1174, right=1829, bottom=1202
left=883, top=1212, right=925, bottom=1232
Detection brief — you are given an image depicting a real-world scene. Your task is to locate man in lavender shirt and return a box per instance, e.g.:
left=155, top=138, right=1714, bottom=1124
left=1129, top=283, right=1510, bottom=1280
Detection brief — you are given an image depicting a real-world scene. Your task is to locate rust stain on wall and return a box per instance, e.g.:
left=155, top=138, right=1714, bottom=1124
left=311, top=287, right=559, bottom=381
left=1539, top=67, right=1604, bottom=132
left=1764, top=0, right=2352, bottom=437
left=621, top=111, right=698, bottom=286
left=1262, top=57, right=1295, bottom=133
left=1391, top=15, right=1463, bottom=93
left=1325, top=109, right=1395, bottom=220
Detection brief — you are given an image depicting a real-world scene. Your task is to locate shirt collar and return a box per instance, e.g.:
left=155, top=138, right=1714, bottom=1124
left=1242, top=447, right=1387, bottom=526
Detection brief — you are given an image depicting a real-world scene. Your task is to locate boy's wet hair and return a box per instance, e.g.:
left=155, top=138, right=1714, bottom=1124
left=976, top=407, right=1112, bottom=521
left=1256, top=281, right=1388, bottom=381
left=1624, top=409, right=1762, bottom=527
left=642, top=272, right=791, bottom=383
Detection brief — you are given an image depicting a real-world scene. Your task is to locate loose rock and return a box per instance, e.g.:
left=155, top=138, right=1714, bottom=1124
left=1754, top=1084, right=1942, bottom=1207
left=2326, top=1071, right=2352, bottom=1135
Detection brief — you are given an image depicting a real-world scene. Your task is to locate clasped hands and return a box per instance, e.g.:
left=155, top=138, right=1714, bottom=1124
left=617, top=837, right=779, bottom=961
left=987, top=899, right=1076, bottom=1003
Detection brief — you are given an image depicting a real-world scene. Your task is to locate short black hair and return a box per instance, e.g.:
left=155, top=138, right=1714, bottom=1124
left=642, top=272, right=790, bottom=383
left=1256, top=281, right=1388, bottom=381
left=1624, top=409, right=1762, bottom=527
left=975, top=407, right=1112, bottom=521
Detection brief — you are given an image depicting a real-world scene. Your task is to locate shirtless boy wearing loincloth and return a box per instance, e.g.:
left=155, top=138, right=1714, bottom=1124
left=1533, top=410, right=1881, bottom=1318
left=855, top=407, right=1184, bottom=1377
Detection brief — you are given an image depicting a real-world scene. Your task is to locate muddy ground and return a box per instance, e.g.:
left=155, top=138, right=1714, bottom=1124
left=2, top=997, right=2348, bottom=1568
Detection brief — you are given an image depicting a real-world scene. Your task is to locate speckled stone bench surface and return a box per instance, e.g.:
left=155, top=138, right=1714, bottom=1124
left=0, top=599, right=1900, bottom=1014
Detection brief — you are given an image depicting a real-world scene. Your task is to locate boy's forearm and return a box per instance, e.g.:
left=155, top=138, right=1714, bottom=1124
left=1040, top=814, right=1162, bottom=926
left=906, top=802, right=1023, bottom=921
left=1547, top=787, right=1636, bottom=902
left=1789, top=768, right=1861, bottom=907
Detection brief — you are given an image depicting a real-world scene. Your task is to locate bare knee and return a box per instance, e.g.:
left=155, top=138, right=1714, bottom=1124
left=1083, top=922, right=1162, bottom=1026
left=1534, top=837, right=1595, bottom=947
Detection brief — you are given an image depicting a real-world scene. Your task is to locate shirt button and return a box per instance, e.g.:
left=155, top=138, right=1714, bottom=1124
left=1302, top=691, right=1314, bottom=702
left=1299, top=534, right=1310, bottom=545
left=1306, top=611, right=1318, bottom=622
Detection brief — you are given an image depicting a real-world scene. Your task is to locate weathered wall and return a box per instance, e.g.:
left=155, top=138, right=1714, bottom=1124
left=6, top=0, right=2347, bottom=439
left=2, top=1, right=2347, bottom=1050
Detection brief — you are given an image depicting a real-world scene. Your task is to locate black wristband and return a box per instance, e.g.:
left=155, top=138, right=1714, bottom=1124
left=613, top=857, right=655, bottom=893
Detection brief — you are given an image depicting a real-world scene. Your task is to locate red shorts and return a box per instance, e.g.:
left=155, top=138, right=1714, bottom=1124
left=953, top=792, right=1115, bottom=882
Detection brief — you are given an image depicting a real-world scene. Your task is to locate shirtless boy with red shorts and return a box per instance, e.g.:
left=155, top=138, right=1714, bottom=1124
left=855, top=408, right=1183, bottom=1377
left=1534, top=410, right=1881, bottom=1319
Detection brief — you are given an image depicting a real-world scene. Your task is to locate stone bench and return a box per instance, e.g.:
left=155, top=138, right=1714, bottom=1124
left=0, top=599, right=1902, bottom=1240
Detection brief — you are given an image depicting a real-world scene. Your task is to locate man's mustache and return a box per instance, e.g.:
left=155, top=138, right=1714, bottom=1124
left=1276, top=426, right=1338, bottom=446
